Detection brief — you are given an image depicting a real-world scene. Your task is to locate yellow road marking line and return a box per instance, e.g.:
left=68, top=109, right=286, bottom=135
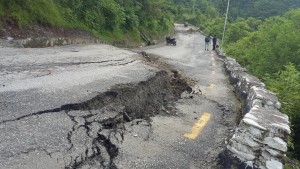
left=184, top=112, right=212, bottom=140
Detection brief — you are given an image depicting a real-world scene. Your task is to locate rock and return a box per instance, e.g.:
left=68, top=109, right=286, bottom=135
left=7, top=37, right=13, bottom=41
left=243, top=161, right=254, bottom=169
left=227, top=145, right=255, bottom=161
left=219, top=54, right=290, bottom=169
left=191, top=85, right=202, bottom=95
left=266, top=100, right=273, bottom=106
left=150, top=40, right=157, bottom=45
left=181, top=91, right=191, bottom=99
left=140, top=51, right=148, bottom=57
left=270, top=123, right=291, bottom=135
left=233, top=134, right=260, bottom=149
left=266, top=159, right=283, bottom=169
left=242, top=118, right=267, bottom=131
left=263, top=137, right=287, bottom=152
left=265, top=148, right=282, bottom=157
left=274, top=102, right=281, bottom=109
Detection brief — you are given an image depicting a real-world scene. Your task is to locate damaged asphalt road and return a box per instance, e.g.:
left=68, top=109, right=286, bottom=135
left=0, top=24, right=240, bottom=169
left=116, top=25, right=241, bottom=169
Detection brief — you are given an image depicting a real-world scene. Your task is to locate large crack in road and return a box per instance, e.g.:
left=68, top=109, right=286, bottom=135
left=0, top=28, right=242, bottom=169
left=0, top=66, right=193, bottom=169
left=61, top=70, right=191, bottom=168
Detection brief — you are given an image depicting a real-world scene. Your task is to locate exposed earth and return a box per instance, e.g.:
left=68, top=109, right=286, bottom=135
left=0, top=24, right=240, bottom=169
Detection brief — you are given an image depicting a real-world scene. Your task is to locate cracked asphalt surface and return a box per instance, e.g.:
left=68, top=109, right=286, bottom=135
left=0, top=44, right=159, bottom=169
left=118, top=25, right=241, bottom=168
left=0, top=24, right=240, bottom=169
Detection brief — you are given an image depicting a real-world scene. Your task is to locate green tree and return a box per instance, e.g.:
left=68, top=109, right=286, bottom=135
left=265, top=64, right=300, bottom=158
left=0, top=0, right=65, bottom=27
left=225, top=9, right=300, bottom=159
left=226, top=11, right=300, bottom=76
left=212, top=0, right=300, bottom=19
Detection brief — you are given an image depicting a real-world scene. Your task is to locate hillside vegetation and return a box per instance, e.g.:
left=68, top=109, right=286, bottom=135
left=212, top=0, right=300, bottom=19
left=223, top=9, right=300, bottom=161
left=182, top=0, right=300, bottom=163
left=0, top=0, right=174, bottom=43
left=0, top=0, right=222, bottom=43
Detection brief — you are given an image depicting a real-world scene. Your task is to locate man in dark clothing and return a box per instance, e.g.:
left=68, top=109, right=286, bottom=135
left=204, top=35, right=211, bottom=51
left=212, top=35, right=217, bottom=50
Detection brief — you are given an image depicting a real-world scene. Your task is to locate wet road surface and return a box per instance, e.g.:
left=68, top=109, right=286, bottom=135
left=116, top=25, right=240, bottom=168
left=0, top=24, right=240, bottom=169
left=0, top=45, right=159, bottom=169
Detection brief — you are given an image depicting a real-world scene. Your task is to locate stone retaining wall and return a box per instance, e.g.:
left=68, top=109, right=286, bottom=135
left=0, top=37, right=100, bottom=48
left=216, top=48, right=291, bottom=169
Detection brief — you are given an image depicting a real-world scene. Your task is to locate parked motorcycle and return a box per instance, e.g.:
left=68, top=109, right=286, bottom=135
left=166, top=36, right=176, bottom=46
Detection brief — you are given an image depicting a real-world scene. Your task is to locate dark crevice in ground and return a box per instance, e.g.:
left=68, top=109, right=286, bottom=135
left=0, top=69, right=190, bottom=125
left=2, top=68, right=192, bottom=169
left=66, top=112, right=78, bottom=151
left=63, top=70, right=191, bottom=168
left=97, top=133, right=119, bottom=167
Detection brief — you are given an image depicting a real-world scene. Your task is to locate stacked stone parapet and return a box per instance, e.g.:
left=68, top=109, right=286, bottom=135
left=216, top=49, right=290, bottom=169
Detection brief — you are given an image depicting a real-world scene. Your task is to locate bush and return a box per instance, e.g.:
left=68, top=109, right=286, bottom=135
left=0, top=0, right=65, bottom=27
left=225, top=9, right=300, bottom=160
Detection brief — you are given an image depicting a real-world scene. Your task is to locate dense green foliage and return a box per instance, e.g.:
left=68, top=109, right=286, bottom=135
left=213, top=0, right=300, bottom=19
left=205, top=0, right=300, bottom=162
left=0, top=0, right=65, bottom=27
left=0, top=0, right=176, bottom=42
left=226, top=17, right=262, bottom=43
left=225, top=10, right=300, bottom=77
left=170, top=0, right=225, bottom=37
left=224, top=9, right=300, bottom=159
left=265, top=63, right=300, bottom=158
left=0, top=0, right=225, bottom=43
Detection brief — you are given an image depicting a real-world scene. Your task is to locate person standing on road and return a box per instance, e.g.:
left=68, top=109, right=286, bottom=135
left=205, top=35, right=211, bottom=51
left=212, top=35, right=217, bottom=50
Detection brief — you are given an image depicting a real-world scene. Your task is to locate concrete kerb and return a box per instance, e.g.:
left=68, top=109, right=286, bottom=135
left=215, top=48, right=290, bottom=169
left=0, top=37, right=101, bottom=48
